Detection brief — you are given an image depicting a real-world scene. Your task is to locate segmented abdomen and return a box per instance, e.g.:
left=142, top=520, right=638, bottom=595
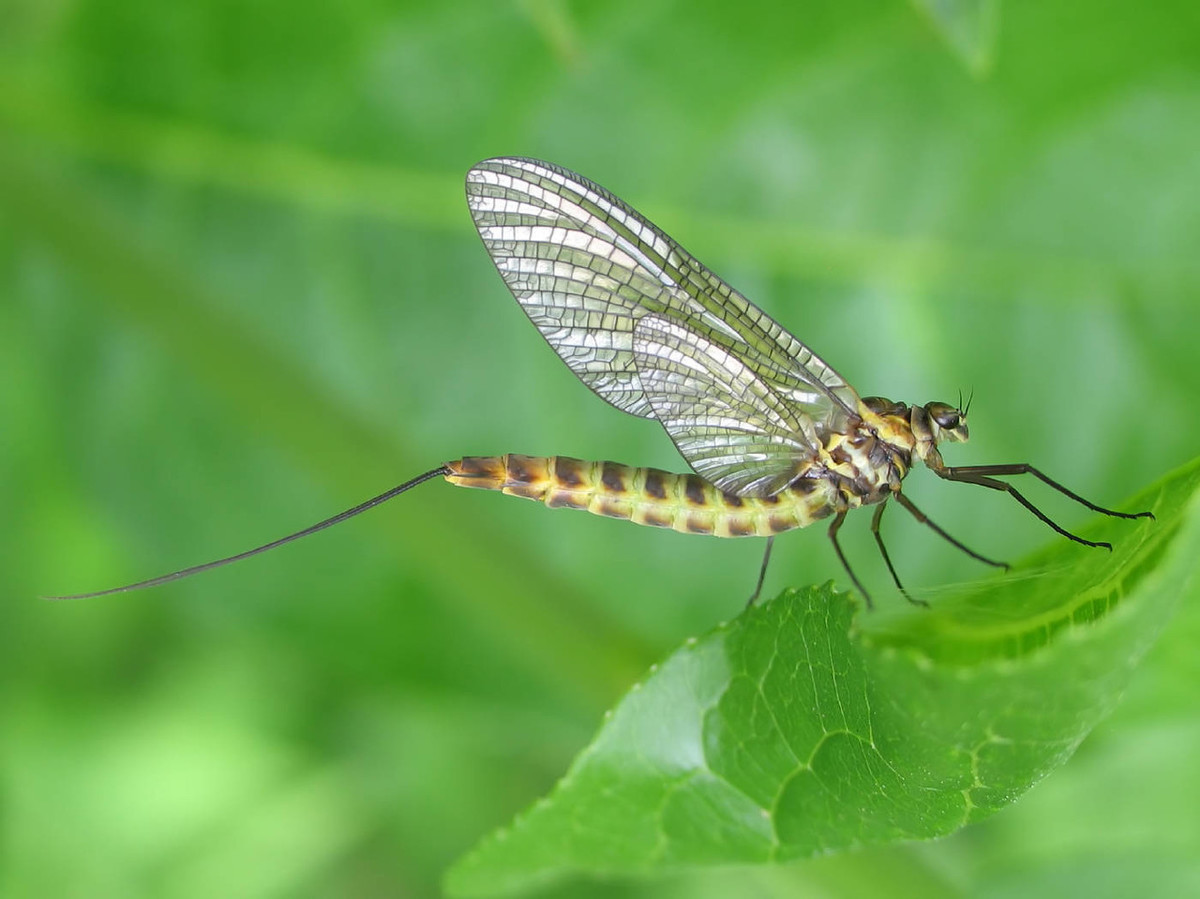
left=444, top=455, right=837, bottom=537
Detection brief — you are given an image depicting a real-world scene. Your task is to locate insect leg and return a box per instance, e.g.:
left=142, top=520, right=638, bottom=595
left=745, top=536, right=775, bottom=608
left=942, top=464, right=1154, bottom=520
left=869, top=502, right=927, bottom=608
left=891, top=492, right=1008, bottom=570
left=828, top=509, right=873, bottom=610
left=938, top=470, right=1113, bottom=550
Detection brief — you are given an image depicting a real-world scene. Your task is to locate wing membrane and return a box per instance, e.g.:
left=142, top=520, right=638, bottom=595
left=632, top=315, right=815, bottom=496
left=466, top=157, right=859, bottom=492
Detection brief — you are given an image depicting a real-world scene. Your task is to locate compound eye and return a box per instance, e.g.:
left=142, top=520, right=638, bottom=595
left=926, top=402, right=960, bottom=430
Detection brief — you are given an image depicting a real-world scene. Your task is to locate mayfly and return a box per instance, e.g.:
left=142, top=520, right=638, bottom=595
left=50, top=157, right=1153, bottom=607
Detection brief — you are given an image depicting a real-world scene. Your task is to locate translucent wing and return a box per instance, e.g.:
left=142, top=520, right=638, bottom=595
left=466, top=157, right=860, bottom=493
left=631, top=315, right=816, bottom=496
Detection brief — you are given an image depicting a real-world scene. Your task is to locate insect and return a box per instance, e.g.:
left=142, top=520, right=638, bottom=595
left=51, top=157, right=1153, bottom=607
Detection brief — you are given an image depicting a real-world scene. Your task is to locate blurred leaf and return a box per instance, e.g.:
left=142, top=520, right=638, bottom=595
left=3, top=1, right=1198, bottom=896
left=446, top=458, right=1196, bottom=895
left=0, top=137, right=654, bottom=707
left=910, top=0, right=1000, bottom=75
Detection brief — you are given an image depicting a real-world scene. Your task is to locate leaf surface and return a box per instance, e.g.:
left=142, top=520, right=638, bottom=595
left=447, top=458, right=1200, bottom=895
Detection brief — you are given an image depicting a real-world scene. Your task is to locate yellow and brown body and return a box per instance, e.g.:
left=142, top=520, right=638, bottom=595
left=445, top=455, right=843, bottom=537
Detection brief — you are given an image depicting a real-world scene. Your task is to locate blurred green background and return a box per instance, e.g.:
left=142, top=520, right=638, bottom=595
left=3, top=0, right=1198, bottom=896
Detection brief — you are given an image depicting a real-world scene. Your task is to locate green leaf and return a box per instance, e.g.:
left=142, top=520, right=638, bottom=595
left=910, top=0, right=1001, bottom=75
left=446, top=458, right=1200, bottom=896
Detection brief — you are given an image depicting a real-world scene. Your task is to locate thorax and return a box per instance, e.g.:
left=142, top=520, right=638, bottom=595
left=816, top=405, right=916, bottom=506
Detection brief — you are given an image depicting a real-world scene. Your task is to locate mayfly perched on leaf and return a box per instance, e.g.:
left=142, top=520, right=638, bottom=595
left=50, top=158, right=1153, bottom=607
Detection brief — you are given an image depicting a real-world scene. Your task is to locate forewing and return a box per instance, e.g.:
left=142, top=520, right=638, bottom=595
left=466, top=157, right=859, bottom=435
left=632, top=315, right=815, bottom=497
left=467, top=157, right=674, bottom=418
